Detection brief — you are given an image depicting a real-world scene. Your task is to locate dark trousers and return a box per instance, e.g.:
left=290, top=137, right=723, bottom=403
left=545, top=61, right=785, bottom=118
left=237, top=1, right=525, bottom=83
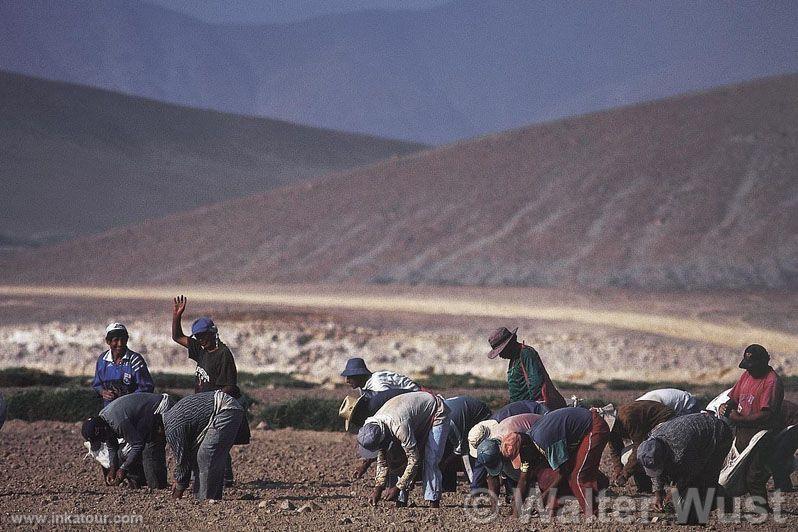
left=675, top=484, right=726, bottom=525
left=736, top=430, right=775, bottom=504
left=225, top=453, right=234, bottom=484
left=632, top=467, right=653, bottom=493
left=771, top=426, right=798, bottom=491
left=103, top=439, right=167, bottom=489
left=142, top=440, right=168, bottom=489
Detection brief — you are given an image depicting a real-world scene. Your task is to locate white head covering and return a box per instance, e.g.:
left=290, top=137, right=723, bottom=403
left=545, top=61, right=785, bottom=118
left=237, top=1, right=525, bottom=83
left=468, top=419, right=499, bottom=458
left=105, top=322, right=128, bottom=337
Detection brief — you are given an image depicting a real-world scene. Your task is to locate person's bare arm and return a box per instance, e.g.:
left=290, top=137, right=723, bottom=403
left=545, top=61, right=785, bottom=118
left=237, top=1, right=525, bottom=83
left=513, top=469, right=529, bottom=518
left=540, top=468, right=562, bottom=518
left=486, top=475, right=500, bottom=513
left=171, top=296, right=190, bottom=348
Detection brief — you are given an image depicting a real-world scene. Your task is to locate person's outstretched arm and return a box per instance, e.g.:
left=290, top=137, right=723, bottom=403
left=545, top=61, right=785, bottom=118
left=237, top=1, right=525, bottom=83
left=171, top=295, right=190, bottom=348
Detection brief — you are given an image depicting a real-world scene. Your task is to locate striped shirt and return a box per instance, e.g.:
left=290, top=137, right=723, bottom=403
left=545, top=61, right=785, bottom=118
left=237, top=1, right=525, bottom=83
left=163, top=392, right=242, bottom=488
left=645, top=413, right=733, bottom=491
left=361, top=371, right=419, bottom=398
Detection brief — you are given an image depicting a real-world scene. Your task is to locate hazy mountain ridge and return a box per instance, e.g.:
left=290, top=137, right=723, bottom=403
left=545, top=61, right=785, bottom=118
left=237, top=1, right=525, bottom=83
left=0, top=70, right=425, bottom=242
left=4, top=75, right=796, bottom=290
left=1, top=0, right=795, bottom=143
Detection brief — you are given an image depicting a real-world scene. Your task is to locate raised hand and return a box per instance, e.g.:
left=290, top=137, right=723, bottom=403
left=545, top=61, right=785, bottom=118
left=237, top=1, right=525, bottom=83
left=173, top=295, right=187, bottom=316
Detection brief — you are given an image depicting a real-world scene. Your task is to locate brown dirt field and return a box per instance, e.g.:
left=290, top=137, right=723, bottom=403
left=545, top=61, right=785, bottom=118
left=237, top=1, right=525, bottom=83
left=1, top=418, right=797, bottom=531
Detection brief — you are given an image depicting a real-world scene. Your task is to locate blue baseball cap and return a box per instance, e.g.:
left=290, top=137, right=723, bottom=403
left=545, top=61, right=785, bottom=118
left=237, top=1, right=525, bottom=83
left=476, top=438, right=504, bottom=476
left=191, top=317, right=217, bottom=336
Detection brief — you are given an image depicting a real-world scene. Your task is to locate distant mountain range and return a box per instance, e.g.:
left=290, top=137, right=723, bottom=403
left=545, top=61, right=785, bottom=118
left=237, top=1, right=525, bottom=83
left=4, top=75, right=796, bottom=290
left=0, top=71, right=425, bottom=245
left=2, top=0, right=796, bottom=143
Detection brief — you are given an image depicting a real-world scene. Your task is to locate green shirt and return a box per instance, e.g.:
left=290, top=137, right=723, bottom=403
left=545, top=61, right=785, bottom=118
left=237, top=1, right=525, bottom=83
left=507, top=346, right=546, bottom=403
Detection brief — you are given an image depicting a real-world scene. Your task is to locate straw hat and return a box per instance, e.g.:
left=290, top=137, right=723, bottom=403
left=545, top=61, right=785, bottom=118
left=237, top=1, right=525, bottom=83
left=339, top=394, right=367, bottom=432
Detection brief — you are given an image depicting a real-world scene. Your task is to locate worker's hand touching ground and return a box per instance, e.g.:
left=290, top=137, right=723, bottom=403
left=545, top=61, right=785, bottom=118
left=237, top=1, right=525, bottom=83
left=171, top=483, right=185, bottom=499
left=369, top=486, right=384, bottom=507
left=352, top=460, right=371, bottom=480
left=382, top=487, right=400, bottom=502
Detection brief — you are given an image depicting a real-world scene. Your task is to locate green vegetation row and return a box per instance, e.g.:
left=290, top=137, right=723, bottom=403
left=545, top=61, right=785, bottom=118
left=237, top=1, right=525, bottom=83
left=0, top=367, right=759, bottom=391
left=0, top=367, right=314, bottom=389
left=3, top=387, right=720, bottom=431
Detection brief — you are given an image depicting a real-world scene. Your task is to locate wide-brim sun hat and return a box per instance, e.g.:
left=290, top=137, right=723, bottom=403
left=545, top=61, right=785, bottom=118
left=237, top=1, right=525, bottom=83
left=340, top=357, right=371, bottom=377
left=339, top=394, right=367, bottom=432
left=487, top=327, right=518, bottom=359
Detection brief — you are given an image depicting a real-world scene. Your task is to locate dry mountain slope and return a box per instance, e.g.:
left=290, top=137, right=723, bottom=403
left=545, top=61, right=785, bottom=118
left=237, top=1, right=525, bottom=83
left=4, top=75, right=797, bottom=290
left=0, top=70, right=424, bottom=246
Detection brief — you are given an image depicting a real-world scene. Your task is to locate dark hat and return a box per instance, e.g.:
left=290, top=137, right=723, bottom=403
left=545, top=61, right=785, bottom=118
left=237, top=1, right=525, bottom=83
left=357, top=422, right=385, bottom=452
left=487, top=327, right=518, bottom=359
left=81, top=417, right=108, bottom=443
left=341, top=357, right=371, bottom=377
left=637, top=438, right=666, bottom=477
left=476, top=438, right=504, bottom=476
left=191, top=317, right=217, bottom=336
left=739, top=344, right=769, bottom=370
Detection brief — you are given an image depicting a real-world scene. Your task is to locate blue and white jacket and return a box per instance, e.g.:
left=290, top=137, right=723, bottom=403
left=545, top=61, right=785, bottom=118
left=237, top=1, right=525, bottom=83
left=91, top=349, right=155, bottom=407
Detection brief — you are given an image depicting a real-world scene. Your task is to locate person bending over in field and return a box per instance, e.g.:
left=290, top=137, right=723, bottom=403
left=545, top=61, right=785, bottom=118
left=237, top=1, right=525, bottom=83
left=502, top=407, right=610, bottom=519
left=340, top=388, right=412, bottom=481
left=164, top=391, right=244, bottom=501
left=357, top=391, right=450, bottom=508
left=82, top=392, right=172, bottom=489
left=340, top=357, right=419, bottom=398
left=470, top=413, right=543, bottom=503
left=636, top=388, right=701, bottom=416
left=439, top=395, right=492, bottom=492
left=599, top=400, right=676, bottom=493
left=91, top=322, right=154, bottom=407
left=637, top=412, right=733, bottom=525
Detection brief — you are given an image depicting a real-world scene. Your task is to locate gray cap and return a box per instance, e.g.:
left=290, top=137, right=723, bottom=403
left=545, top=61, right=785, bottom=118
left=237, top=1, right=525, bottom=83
left=357, top=422, right=385, bottom=452
left=637, top=438, right=666, bottom=477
